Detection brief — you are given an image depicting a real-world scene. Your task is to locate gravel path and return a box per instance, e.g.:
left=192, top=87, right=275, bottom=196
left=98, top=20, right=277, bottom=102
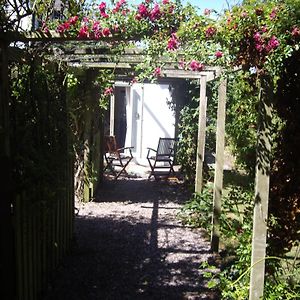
left=43, top=166, right=219, bottom=300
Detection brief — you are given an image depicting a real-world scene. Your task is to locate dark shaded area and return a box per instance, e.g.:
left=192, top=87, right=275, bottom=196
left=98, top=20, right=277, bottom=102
left=42, top=179, right=219, bottom=300
left=269, top=50, right=300, bottom=255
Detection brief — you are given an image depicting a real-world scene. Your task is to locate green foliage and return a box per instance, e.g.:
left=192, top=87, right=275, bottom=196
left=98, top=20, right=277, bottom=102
left=176, top=80, right=218, bottom=184
left=180, top=174, right=300, bottom=299
left=178, top=182, right=213, bottom=229
left=10, top=60, right=70, bottom=201
left=225, top=71, right=258, bottom=176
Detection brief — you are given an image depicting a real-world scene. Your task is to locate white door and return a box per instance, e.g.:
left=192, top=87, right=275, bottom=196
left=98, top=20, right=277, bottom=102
left=125, top=83, right=175, bottom=165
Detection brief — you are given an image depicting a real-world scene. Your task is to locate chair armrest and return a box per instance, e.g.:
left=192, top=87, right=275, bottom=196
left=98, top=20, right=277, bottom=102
left=117, top=146, right=134, bottom=152
left=147, top=147, right=157, bottom=158
left=117, top=146, right=134, bottom=158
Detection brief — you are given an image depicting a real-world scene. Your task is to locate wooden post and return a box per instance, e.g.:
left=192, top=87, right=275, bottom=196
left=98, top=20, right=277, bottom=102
left=249, top=76, right=272, bottom=299
left=110, top=93, right=115, bottom=136
left=211, top=76, right=227, bottom=252
left=195, top=75, right=207, bottom=193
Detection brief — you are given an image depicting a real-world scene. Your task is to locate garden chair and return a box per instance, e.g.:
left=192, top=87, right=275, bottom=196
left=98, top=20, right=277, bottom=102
left=147, top=137, right=177, bottom=180
left=103, top=135, right=134, bottom=179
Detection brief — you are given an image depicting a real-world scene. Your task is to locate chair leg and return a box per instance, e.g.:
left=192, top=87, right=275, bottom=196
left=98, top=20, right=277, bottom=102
left=115, top=157, right=133, bottom=179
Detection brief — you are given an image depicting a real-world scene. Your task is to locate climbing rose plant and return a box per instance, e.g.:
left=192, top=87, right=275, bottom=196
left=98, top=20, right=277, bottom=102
left=41, top=0, right=300, bottom=83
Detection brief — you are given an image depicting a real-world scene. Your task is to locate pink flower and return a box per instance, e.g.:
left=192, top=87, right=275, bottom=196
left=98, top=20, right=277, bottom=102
left=138, top=4, right=149, bottom=18
left=178, top=59, right=186, bottom=69
left=291, top=26, right=300, bottom=37
left=78, top=25, right=89, bottom=38
left=102, top=27, right=111, bottom=37
left=113, top=24, right=120, bottom=32
left=255, top=43, right=264, bottom=53
left=101, top=12, right=109, bottom=18
left=57, top=21, right=71, bottom=33
left=261, top=26, right=268, bottom=33
left=215, top=51, right=223, bottom=58
left=92, top=21, right=101, bottom=32
left=163, top=0, right=169, bottom=4
left=241, top=11, right=248, bottom=18
left=190, top=60, right=204, bottom=72
left=69, top=16, right=78, bottom=25
left=169, top=4, right=174, bottom=14
left=150, top=4, right=161, bottom=21
left=135, top=14, right=142, bottom=20
left=167, top=33, right=179, bottom=51
left=270, top=7, right=277, bottom=20
left=253, top=32, right=262, bottom=42
left=104, top=87, right=114, bottom=95
left=205, top=26, right=216, bottom=38
left=154, top=67, right=162, bottom=77
left=204, top=8, right=211, bottom=16
left=266, top=35, right=279, bottom=52
left=42, top=21, right=49, bottom=34
left=113, top=0, right=127, bottom=13
left=99, top=2, right=107, bottom=13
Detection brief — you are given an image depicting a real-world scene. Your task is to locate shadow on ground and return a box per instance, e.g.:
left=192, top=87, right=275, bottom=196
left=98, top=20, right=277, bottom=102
left=42, top=178, right=219, bottom=300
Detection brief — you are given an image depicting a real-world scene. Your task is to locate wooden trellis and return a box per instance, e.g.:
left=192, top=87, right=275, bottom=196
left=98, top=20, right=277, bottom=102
left=2, top=30, right=273, bottom=299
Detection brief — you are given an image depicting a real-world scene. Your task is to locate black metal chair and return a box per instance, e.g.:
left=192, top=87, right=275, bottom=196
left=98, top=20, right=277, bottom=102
left=147, top=137, right=177, bottom=180
left=103, top=135, right=134, bottom=179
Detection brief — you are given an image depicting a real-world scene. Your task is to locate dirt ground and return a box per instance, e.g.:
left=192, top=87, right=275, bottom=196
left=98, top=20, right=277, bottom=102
left=43, top=163, right=220, bottom=300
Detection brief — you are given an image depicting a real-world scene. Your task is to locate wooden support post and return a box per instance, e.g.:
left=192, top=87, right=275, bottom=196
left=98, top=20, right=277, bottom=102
left=249, top=76, right=272, bottom=299
left=211, top=76, right=227, bottom=253
left=110, top=93, right=115, bottom=136
left=195, top=75, right=207, bottom=193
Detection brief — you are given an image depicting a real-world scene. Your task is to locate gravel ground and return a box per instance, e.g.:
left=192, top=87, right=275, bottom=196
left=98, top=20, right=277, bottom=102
left=43, top=164, right=220, bottom=300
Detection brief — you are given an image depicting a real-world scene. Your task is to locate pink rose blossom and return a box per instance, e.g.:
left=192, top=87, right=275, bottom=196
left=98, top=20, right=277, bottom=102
left=169, top=4, right=174, bottom=14
left=113, top=0, right=127, bottom=13
left=78, top=25, right=89, bottom=38
left=154, top=67, right=162, bottom=77
left=266, top=35, right=279, bottom=52
left=163, top=0, right=169, bottom=4
left=291, top=26, right=300, bottom=37
left=69, top=16, right=78, bottom=25
left=270, top=7, right=277, bottom=20
left=99, top=2, right=107, bottom=13
left=42, top=22, right=49, bottom=34
left=204, top=8, right=211, bottom=16
left=253, top=32, right=262, bottom=42
left=241, top=11, right=248, bottom=18
left=167, top=33, right=179, bottom=51
left=215, top=51, right=223, bottom=58
left=178, top=59, right=186, bottom=69
left=135, top=14, right=142, bottom=21
left=101, top=12, right=109, bottom=18
left=102, top=27, right=111, bottom=37
left=205, top=26, right=216, bottom=38
left=190, top=60, right=204, bottom=72
left=255, top=43, right=264, bottom=53
left=150, top=4, right=161, bottom=21
left=104, top=87, right=114, bottom=96
left=138, top=4, right=149, bottom=18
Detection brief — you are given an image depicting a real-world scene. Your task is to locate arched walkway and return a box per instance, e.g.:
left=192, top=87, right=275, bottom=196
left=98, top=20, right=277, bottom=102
left=43, top=169, right=219, bottom=300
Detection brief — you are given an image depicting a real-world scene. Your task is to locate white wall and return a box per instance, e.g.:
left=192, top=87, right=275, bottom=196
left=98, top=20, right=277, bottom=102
left=125, top=83, right=175, bottom=165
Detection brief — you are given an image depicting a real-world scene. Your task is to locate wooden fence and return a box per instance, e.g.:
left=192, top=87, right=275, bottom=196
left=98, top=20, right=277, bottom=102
left=1, top=42, right=75, bottom=300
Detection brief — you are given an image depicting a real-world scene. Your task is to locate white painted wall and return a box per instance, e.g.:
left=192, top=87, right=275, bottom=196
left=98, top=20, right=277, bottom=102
left=124, top=83, right=175, bottom=165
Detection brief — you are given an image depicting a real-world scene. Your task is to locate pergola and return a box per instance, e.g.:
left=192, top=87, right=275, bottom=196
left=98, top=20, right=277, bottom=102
left=1, top=32, right=272, bottom=299
left=54, top=44, right=227, bottom=251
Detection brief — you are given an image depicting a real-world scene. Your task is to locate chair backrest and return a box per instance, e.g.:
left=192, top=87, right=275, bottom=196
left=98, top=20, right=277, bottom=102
left=157, top=138, right=176, bottom=156
left=104, top=135, right=118, bottom=153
